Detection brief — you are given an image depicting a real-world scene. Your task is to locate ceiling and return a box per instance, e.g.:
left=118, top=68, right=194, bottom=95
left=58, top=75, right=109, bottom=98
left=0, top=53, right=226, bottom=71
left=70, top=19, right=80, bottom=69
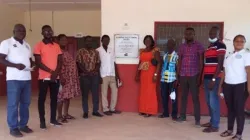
left=0, top=0, right=101, bottom=11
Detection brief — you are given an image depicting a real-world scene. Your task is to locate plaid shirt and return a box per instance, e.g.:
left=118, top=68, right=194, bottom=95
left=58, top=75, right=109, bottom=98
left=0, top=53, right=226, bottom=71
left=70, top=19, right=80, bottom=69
left=161, top=51, right=178, bottom=83
left=178, top=41, right=204, bottom=76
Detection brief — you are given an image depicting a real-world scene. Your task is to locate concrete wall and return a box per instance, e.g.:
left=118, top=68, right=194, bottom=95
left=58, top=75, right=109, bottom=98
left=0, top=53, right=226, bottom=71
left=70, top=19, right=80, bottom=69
left=102, top=0, right=250, bottom=64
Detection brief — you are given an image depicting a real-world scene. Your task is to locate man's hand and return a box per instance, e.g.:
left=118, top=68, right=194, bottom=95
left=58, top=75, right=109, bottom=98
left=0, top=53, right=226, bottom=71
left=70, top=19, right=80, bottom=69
left=99, top=77, right=103, bottom=84
left=50, top=71, right=58, bottom=81
left=174, top=80, right=178, bottom=88
left=208, top=81, right=216, bottom=90
left=197, top=76, right=202, bottom=87
left=15, top=64, right=26, bottom=70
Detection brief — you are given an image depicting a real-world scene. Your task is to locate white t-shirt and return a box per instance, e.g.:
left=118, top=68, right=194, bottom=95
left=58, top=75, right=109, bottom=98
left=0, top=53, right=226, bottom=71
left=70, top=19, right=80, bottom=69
left=0, top=37, right=32, bottom=81
left=224, top=49, right=250, bottom=84
left=96, top=46, right=116, bottom=78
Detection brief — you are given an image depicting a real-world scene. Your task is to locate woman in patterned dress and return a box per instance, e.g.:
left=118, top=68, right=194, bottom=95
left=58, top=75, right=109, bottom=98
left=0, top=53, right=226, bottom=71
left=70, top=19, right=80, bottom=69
left=57, top=34, right=80, bottom=123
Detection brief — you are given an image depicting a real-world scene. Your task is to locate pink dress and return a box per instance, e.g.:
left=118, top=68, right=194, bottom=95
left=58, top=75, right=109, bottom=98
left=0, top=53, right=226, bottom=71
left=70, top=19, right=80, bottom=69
left=58, top=50, right=80, bottom=102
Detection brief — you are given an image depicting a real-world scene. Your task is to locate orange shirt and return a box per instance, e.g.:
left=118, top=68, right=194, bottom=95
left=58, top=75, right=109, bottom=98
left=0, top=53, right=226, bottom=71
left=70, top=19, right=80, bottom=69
left=33, top=41, right=62, bottom=79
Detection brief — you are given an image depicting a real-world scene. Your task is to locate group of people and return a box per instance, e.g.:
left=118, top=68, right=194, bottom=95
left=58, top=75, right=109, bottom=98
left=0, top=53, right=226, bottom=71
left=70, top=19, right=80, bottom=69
left=0, top=24, right=121, bottom=138
left=0, top=23, right=249, bottom=140
left=136, top=27, right=249, bottom=140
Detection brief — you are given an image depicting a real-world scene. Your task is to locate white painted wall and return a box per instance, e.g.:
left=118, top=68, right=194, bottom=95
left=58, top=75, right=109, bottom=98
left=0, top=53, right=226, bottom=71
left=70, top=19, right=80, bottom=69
left=102, top=0, right=250, bottom=64
left=0, top=4, right=24, bottom=41
left=24, top=10, right=101, bottom=47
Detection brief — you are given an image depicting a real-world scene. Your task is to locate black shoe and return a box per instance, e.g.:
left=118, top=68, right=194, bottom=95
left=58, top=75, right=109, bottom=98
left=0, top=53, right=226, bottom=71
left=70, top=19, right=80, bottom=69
left=110, top=110, right=122, bottom=114
left=40, top=122, right=47, bottom=130
left=83, top=113, right=88, bottom=119
left=92, top=112, right=103, bottom=117
left=50, top=121, right=62, bottom=127
left=158, top=114, right=169, bottom=118
left=10, top=128, right=23, bottom=138
left=103, top=111, right=112, bottom=116
left=20, top=126, right=33, bottom=133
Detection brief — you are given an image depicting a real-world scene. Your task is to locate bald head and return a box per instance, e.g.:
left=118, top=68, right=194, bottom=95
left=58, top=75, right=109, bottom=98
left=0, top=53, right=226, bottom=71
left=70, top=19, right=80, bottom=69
left=13, top=24, right=26, bottom=41
left=166, top=38, right=176, bottom=52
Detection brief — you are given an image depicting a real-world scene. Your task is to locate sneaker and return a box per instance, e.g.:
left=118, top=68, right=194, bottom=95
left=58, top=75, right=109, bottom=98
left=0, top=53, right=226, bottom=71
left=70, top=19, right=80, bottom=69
left=195, top=121, right=201, bottom=128
left=40, top=122, right=47, bottom=130
left=103, top=111, right=112, bottom=116
left=110, top=110, right=122, bottom=114
left=175, top=117, right=186, bottom=122
left=92, top=112, right=103, bottom=117
left=20, top=126, right=33, bottom=133
left=83, top=113, right=88, bottom=119
left=50, top=121, right=62, bottom=127
left=10, top=128, right=23, bottom=138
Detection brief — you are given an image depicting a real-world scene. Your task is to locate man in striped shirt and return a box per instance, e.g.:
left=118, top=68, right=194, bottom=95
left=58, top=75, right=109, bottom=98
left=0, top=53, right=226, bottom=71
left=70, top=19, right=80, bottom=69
left=159, top=39, right=178, bottom=120
left=202, top=26, right=226, bottom=133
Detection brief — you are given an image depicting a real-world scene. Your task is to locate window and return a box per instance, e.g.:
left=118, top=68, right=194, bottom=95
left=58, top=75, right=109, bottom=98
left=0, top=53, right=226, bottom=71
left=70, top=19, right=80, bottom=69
left=154, top=22, right=224, bottom=54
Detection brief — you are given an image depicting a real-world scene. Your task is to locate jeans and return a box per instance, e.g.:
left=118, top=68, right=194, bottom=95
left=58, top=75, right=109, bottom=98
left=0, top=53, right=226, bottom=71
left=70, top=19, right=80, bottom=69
left=180, top=75, right=200, bottom=122
left=223, top=82, right=249, bottom=135
left=38, top=80, right=59, bottom=123
left=160, top=81, right=178, bottom=118
left=204, top=78, right=220, bottom=128
left=80, top=75, right=100, bottom=113
left=7, top=80, right=31, bottom=130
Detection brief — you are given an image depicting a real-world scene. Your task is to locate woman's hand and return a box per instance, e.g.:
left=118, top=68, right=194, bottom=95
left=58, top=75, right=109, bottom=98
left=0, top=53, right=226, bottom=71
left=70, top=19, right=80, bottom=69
left=135, top=74, right=140, bottom=82
left=153, top=75, right=157, bottom=83
left=247, top=83, right=250, bottom=95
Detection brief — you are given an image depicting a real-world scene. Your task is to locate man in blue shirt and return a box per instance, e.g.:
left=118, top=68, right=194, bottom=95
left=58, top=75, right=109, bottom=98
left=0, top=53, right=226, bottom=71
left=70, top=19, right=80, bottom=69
left=159, top=39, right=178, bottom=120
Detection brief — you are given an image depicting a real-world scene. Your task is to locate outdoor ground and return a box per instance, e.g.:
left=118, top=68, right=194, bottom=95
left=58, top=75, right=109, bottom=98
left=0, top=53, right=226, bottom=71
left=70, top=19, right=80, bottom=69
left=0, top=96, right=249, bottom=140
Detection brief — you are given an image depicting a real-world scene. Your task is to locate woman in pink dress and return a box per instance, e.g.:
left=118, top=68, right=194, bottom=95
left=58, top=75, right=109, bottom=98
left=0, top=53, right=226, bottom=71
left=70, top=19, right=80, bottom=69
left=57, top=34, right=80, bottom=123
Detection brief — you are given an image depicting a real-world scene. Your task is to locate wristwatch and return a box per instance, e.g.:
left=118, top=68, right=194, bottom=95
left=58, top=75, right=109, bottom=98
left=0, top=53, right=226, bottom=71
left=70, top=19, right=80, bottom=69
left=212, top=78, right=216, bottom=82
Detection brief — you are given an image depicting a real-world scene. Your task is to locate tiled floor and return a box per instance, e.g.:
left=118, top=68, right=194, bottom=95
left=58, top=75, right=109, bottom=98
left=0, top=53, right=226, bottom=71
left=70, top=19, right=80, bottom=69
left=0, top=96, right=249, bottom=140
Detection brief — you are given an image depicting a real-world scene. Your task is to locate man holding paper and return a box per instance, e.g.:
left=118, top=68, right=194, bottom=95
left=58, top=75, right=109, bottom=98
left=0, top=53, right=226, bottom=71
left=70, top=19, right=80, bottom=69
left=97, top=35, right=122, bottom=116
left=159, top=38, right=178, bottom=120
left=0, top=24, right=34, bottom=137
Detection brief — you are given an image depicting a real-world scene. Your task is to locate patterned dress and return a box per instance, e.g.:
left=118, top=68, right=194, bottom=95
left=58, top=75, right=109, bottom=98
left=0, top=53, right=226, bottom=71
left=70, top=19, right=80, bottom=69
left=58, top=50, right=81, bottom=102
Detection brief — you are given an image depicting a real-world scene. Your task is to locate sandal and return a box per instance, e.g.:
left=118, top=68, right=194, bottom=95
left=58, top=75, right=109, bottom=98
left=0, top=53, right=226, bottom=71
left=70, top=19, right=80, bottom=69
left=64, top=114, right=76, bottom=120
left=139, top=113, right=146, bottom=116
left=144, top=114, right=152, bottom=118
left=57, top=117, right=68, bottom=123
left=232, top=135, right=242, bottom=140
left=220, top=130, right=233, bottom=137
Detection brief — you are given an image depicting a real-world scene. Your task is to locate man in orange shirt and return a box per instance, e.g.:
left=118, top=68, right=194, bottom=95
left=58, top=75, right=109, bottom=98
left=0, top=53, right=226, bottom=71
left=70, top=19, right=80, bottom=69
left=34, top=25, right=62, bottom=129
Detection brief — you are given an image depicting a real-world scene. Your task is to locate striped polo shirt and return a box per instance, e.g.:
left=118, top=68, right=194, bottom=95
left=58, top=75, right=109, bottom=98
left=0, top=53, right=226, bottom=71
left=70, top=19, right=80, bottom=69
left=204, top=41, right=226, bottom=79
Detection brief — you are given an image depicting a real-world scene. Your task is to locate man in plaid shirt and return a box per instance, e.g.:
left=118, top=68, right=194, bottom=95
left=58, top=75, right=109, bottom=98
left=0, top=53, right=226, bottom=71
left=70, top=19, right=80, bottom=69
left=176, top=27, right=205, bottom=126
left=159, top=38, right=178, bottom=120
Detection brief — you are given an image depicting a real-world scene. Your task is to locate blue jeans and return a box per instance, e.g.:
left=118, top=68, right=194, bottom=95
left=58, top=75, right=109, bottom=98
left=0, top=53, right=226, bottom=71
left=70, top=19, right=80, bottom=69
left=7, top=80, right=31, bottom=130
left=204, top=78, right=220, bottom=128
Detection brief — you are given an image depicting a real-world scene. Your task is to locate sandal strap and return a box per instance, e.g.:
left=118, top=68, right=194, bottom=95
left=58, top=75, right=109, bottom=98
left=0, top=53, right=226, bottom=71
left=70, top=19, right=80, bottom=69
left=220, top=130, right=233, bottom=137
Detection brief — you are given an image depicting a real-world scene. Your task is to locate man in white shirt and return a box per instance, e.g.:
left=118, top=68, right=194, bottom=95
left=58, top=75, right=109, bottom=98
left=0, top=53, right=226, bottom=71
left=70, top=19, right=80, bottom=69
left=97, top=35, right=121, bottom=116
left=0, top=24, right=33, bottom=138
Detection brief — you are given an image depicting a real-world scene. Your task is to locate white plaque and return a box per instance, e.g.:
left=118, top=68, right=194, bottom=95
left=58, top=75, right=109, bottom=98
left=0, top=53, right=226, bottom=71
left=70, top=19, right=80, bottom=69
left=114, top=34, right=139, bottom=58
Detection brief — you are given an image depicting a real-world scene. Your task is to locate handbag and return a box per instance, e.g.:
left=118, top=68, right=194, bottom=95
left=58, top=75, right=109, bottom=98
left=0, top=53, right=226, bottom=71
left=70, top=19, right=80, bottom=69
left=151, top=48, right=159, bottom=66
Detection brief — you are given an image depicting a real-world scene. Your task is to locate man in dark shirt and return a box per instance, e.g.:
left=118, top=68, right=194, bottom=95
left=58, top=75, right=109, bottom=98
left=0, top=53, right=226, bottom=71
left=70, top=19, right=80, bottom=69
left=77, top=36, right=103, bottom=119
